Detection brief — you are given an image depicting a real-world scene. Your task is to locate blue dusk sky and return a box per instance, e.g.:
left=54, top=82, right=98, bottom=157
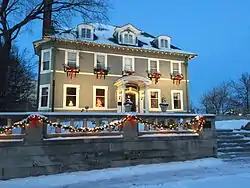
left=18, top=0, right=250, bottom=106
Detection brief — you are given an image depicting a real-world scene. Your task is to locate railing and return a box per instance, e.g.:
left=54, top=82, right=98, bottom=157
left=0, top=112, right=215, bottom=141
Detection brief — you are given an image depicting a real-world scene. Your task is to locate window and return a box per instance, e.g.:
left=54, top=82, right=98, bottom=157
left=63, top=84, right=80, bottom=108
left=41, top=49, right=51, bottom=73
left=149, top=89, right=161, bottom=110
left=171, top=90, right=183, bottom=110
left=39, top=85, right=50, bottom=109
left=171, top=62, right=181, bottom=75
left=123, top=56, right=134, bottom=72
left=65, top=51, right=79, bottom=68
left=81, top=28, right=91, bottom=39
left=93, top=86, right=108, bottom=109
left=120, top=32, right=136, bottom=45
left=160, top=39, right=169, bottom=48
left=95, top=53, right=107, bottom=68
left=148, top=59, right=159, bottom=73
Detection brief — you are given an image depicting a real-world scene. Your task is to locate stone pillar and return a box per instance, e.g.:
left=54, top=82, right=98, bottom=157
left=121, top=81, right=126, bottom=112
left=144, top=86, right=149, bottom=113
left=123, top=119, right=138, bottom=139
left=24, top=122, right=44, bottom=144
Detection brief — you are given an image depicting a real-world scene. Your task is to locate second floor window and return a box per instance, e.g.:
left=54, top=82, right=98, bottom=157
left=41, top=49, right=51, bottom=72
left=123, top=57, right=134, bottom=72
left=81, top=28, right=91, bottom=39
left=67, top=51, right=77, bottom=67
left=96, top=54, right=106, bottom=68
left=172, top=62, right=180, bottom=75
left=149, top=60, right=158, bottom=73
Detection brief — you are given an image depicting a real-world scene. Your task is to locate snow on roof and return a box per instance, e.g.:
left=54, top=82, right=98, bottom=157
left=52, top=23, right=196, bottom=56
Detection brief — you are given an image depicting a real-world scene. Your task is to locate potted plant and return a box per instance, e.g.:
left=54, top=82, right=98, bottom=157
left=159, top=97, right=168, bottom=112
left=124, top=99, right=133, bottom=112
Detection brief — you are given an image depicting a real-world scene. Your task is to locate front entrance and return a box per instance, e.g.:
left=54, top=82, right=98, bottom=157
left=125, top=93, right=136, bottom=112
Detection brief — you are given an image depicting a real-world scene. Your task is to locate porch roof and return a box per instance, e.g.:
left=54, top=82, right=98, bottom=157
left=114, top=75, right=152, bottom=87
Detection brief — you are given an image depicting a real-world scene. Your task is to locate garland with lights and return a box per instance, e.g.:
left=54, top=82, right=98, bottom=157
left=147, top=71, right=161, bottom=84
left=63, top=65, right=80, bottom=79
left=0, top=114, right=205, bottom=134
left=170, top=73, right=184, bottom=85
left=94, top=66, right=110, bottom=79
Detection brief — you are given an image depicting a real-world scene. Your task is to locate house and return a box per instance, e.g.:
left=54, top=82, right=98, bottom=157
left=33, top=23, right=196, bottom=113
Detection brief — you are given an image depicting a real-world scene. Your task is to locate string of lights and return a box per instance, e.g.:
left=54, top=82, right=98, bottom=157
left=0, top=114, right=205, bottom=134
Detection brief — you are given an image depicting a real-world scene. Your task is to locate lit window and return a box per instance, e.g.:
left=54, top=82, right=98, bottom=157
left=67, top=51, right=77, bottom=67
left=160, top=39, right=169, bottom=48
left=94, top=86, right=108, bottom=109
left=149, top=60, right=158, bottom=73
left=172, top=62, right=180, bottom=75
left=40, top=86, right=49, bottom=107
left=64, top=85, right=80, bottom=108
left=96, top=54, right=106, bottom=68
left=172, top=91, right=183, bottom=110
left=81, top=28, right=91, bottom=39
left=123, top=57, right=134, bottom=71
left=150, top=91, right=159, bottom=109
left=41, top=49, right=51, bottom=72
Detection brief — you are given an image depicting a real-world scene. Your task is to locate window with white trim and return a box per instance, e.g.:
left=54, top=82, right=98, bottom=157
left=149, top=59, right=159, bottom=73
left=171, top=62, right=181, bottom=75
left=63, top=85, right=80, bottom=108
left=93, top=86, right=108, bottom=109
left=149, top=89, right=161, bottom=109
left=39, top=85, right=50, bottom=108
left=120, top=32, right=136, bottom=45
left=160, top=39, right=169, bottom=48
left=123, top=56, right=134, bottom=71
left=95, top=53, right=107, bottom=68
left=81, top=28, right=91, bottom=39
left=41, top=49, right=51, bottom=72
left=171, top=90, right=183, bottom=110
left=65, top=51, right=79, bottom=68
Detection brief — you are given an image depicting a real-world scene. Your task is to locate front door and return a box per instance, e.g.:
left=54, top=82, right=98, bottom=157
left=125, top=93, right=136, bottom=112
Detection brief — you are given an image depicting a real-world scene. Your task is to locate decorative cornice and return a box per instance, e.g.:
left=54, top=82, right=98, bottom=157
left=34, top=37, right=197, bottom=60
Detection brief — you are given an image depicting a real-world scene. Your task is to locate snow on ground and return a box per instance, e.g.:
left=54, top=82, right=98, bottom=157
left=215, top=119, right=250, bottom=129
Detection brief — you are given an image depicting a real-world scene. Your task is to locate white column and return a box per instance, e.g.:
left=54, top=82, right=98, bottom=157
left=121, top=81, right=126, bottom=112
left=144, top=86, right=149, bottom=113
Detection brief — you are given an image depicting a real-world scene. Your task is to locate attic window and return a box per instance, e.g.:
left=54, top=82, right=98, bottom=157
left=160, top=39, right=168, bottom=48
left=120, top=32, right=137, bottom=45
left=158, top=36, right=170, bottom=49
left=81, top=28, right=91, bottom=39
left=77, top=24, right=94, bottom=40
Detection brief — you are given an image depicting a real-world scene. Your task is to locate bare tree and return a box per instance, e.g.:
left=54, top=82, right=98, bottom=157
left=200, top=82, right=232, bottom=115
left=0, top=0, right=110, bottom=110
left=230, top=73, right=250, bottom=114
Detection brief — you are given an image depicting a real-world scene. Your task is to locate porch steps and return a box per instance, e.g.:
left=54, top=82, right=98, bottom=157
left=217, top=129, right=250, bottom=158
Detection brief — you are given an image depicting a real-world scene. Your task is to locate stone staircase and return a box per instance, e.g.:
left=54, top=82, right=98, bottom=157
left=217, top=129, right=250, bottom=158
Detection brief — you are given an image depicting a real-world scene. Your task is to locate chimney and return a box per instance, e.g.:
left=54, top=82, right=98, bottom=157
left=43, top=0, right=53, bottom=37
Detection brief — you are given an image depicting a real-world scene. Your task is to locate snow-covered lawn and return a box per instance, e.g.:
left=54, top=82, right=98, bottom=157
left=1, top=157, right=250, bottom=188
left=215, top=119, right=250, bottom=129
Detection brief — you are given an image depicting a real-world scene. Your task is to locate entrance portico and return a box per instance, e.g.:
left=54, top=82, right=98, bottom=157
left=114, top=75, right=152, bottom=113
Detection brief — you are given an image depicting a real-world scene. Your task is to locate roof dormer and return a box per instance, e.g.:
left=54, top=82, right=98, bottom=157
left=156, top=35, right=171, bottom=49
left=77, top=24, right=94, bottom=40
left=114, top=24, right=141, bottom=46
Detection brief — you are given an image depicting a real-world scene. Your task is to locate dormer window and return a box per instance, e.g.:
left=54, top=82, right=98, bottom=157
left=157, top=36, right=171, bottom=49
left=77, top=24, right=94, bottom=40
left=115, top=24, right=141, bottom=46
left=81, top=28, right=91, bottom=39
left=122, top=32, right=136, bottom=45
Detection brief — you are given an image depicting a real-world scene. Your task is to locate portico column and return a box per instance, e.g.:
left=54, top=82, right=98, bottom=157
left=144, top=85, right=149, bottom=113
left=121, top=81, right=126, bottom=112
